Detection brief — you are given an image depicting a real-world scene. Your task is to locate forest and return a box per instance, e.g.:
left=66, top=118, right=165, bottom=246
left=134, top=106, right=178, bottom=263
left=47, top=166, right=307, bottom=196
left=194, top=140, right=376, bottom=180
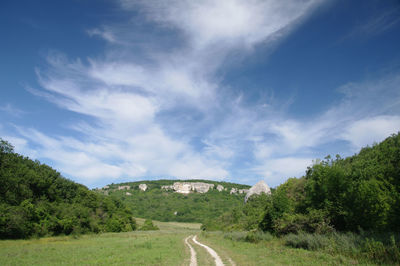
left=0, top=139, right=136, bottom=239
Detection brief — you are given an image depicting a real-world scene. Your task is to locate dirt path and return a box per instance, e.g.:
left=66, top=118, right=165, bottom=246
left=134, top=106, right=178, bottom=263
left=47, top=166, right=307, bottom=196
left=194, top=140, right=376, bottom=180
left=184, top=235, right=197, bottom=266
left=192, top=235, right=225, bottom=266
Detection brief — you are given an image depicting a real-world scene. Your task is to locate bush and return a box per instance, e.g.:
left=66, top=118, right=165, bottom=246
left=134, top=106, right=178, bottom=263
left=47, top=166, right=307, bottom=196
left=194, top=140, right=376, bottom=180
left=223, top=231, right=273, bottom=243
left=274, top=210, right=333, bottom=235
left=139, top=219, right=159, bottom=231
left=223, top=231, right=247, bottom=242
left=284, top=232, right=400, bottom=264
left=284, top=233, right=329, bottom=250
left=245, top=230, right=273, bottom=243
left=363, top=236, right=400, bottom=263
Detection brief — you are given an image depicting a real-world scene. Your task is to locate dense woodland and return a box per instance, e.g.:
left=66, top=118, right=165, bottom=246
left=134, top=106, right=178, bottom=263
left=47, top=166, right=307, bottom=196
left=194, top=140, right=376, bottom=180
left=101, top=180, right=250, bottom=223
left=0, top=139, right=136, bottom=239
left=203, top=132, right=400, bottom=234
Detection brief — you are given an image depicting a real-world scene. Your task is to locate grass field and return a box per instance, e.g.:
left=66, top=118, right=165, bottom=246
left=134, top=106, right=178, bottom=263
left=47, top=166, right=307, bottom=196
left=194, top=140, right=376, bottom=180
left=0, top=219, right=200, bottom=266
left=0, top=220, right=383, bottom=265
left=197, top=232, right=376, bottom=266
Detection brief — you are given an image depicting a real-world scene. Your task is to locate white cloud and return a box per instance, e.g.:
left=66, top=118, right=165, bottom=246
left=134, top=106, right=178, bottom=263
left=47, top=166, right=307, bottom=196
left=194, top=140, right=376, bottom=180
left=9, top=0, right=400, bottom=188
left=87, top=28, right=118, bottom=43
left=220, top=72, right=400, bottom=185
left=0, top=104, right=26, bottom=117
left=121, top=0, right=322, bottom=49
left=253, top=157, right=313, bottom=187
left=15, top=0, right=325, bottom=187
left=342, top=116, right=400, bottom=149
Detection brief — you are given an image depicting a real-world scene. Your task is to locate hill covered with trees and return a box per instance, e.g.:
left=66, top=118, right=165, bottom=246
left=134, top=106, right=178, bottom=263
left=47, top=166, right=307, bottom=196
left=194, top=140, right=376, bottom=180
left=203, top=132, right=400, bottom=234
left=97, top=180, right=250, bottom=223
left=0, top=139, right=136, bottom=239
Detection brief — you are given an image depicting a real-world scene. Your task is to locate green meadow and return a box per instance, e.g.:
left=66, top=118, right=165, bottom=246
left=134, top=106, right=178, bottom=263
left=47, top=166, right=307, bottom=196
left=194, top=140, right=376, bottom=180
left=0, top=219, right=200, bottom=266
left=0, top=219, right=383, bottom=266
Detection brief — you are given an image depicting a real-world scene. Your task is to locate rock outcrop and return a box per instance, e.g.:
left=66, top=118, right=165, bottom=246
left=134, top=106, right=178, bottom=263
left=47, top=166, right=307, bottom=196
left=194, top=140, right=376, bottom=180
left=192, top=182, right=214, bottom=193
left=245, top=180, right=271, bottom=202
left=173, top=182, right=192, bottom=194
left=161, top=185, right=174, bottom=190
left=118, top=185, right=130, bottom=190
left=161, top=182, right=215, bottom=194
left=216, top=185, right=224, bottom=192
left=230, top=188, right=237, bottom=194
left=238, top=189, right=249, bottom=194
left=139, top=184, right=148, bottom=191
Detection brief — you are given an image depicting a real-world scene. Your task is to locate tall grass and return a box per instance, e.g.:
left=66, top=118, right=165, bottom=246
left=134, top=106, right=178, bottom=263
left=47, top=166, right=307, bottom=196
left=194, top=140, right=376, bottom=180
left=223, top=231, right=273, bottom=243
left=284, top=231, right=400, bottom=264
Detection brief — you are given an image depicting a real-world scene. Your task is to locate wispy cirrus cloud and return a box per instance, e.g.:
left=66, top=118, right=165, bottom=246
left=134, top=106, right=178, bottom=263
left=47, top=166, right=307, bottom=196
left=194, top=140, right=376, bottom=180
left=5, top=0, right=400, bottom=188
left=342, top=5, right=400, bottom=41
left=0, top=103, right=26, bottom=117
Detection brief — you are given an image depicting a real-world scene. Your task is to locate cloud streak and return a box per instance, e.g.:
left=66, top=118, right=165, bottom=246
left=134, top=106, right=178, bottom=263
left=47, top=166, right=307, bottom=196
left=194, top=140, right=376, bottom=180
left=4, top=0, right=400, bottom=188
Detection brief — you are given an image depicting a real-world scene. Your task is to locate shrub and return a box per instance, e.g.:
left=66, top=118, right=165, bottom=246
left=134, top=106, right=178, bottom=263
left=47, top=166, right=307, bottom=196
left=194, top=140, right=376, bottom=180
left=224, top=231, right=273, bottom=243
left=223, top=231, right=247, bottom=242
left=285, top=232, right=400, bottom=264
left=245, top=231, right=273, bottom=243
left=139, top=219, right=159, bottom=231
left=274, top=209, right=333, bottom=235
left=284, top=232, right=329, bottom=250
left=363, top=236, right=400, bottom=263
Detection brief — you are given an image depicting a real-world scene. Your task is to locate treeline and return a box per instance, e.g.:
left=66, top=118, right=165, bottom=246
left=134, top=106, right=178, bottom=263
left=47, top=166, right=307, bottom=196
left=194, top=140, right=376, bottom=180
left=103, top=180, right=249, bottom=223
left=203, top=132, right=400, bottom=234
left=0, top=139, right=136, bottom=239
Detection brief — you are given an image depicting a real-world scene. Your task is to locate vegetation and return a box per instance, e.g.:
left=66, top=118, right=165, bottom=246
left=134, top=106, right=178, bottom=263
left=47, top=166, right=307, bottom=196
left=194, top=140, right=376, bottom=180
left=0, top=219, right=200, bottom=266
left=2, top=130, right=400, bottom=263
left=0, top=139, right=136, bottom=239
left=198, top=232, right=363, bottom=265
left=0, top=219, right=367, bottom=266
left=203, top=132, right=400, bottom=264
left=284, top=231, right=400, bottom=264
left=0, top=231, right=191, bottom=265
left=101, top=180, right=249, bottom=223
left=139, top=219, right=159, bottom=231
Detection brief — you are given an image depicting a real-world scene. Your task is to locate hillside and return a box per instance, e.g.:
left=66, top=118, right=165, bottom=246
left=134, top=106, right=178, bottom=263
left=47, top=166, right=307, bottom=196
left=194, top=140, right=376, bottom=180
left=96, top=180, right=251, bottom=223
left=205, top=132, right=400, bottom=234
left=0, top=139, right=136, bottom=239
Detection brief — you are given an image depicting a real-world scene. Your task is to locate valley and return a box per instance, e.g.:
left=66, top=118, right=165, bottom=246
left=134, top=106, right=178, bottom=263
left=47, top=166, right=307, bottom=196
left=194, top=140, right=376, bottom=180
left=0, top=219, right=360, bottom=266
left=2, top=134, right=400, bottom=265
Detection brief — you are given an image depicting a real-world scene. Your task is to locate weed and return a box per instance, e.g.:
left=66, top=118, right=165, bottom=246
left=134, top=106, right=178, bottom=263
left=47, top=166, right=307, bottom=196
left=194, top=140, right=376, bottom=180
left=223, top=231, right=273, bottom=243
left=284, top=231, right=400, bottom=264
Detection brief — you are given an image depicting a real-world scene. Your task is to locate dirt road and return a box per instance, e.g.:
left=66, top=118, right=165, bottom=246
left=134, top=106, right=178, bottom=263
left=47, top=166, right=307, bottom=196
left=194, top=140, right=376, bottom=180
left=184, top=235, right=197, bottom=266
left=184, top=235, right=233, bottom=266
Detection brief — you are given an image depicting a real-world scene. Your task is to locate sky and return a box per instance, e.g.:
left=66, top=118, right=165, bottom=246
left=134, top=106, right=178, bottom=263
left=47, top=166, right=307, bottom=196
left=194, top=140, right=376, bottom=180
left=1, top=0, right=400, bottom=189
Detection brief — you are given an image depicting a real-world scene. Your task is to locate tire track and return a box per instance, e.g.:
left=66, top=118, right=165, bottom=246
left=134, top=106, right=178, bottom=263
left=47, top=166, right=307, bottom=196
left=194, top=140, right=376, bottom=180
left=184, top=235, right=197, bottom=266
left=192, top=235, right=225, bottom=266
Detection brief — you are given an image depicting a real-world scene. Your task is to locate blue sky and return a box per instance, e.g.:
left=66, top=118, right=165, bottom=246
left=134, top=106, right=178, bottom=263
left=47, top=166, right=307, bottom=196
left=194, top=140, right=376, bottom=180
left=1, top=0, right=400, bottom=188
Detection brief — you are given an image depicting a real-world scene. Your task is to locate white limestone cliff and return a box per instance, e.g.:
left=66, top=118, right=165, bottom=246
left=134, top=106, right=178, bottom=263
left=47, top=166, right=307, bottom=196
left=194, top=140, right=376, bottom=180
left=139, top=184, right=148, bottom=191
left=245, top=180, right=271, bottom=202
